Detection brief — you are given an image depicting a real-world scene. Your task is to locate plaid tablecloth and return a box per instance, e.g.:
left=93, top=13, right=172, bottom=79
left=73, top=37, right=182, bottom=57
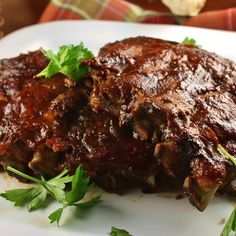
left=40, top=0, right=236, bottom=31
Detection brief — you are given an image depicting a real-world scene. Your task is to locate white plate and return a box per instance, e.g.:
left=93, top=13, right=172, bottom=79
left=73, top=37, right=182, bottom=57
left=0, top=20, right=235, bottom=236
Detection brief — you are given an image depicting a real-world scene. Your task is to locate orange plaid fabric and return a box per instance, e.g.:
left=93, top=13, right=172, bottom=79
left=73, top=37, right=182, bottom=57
left=40, top=0, right=175, bottom=24
left=40, top=0, right=236, bottom=31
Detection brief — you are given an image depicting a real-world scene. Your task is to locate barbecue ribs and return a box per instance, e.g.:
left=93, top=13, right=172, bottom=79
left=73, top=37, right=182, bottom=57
left=84, top=37, right=236, bottom=210
left=0, top=50, right=158, bottom=192
left=0, top=37, right=236, bottom=211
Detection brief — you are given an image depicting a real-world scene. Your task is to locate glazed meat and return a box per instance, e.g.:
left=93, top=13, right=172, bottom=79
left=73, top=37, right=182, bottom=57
left=0, top=51, right=87, bottom=174
left=0, top=37, right=236, bottom=212
left=0, top=51, right=159, bottom=192
left=84, top=37, right=236, bottom=210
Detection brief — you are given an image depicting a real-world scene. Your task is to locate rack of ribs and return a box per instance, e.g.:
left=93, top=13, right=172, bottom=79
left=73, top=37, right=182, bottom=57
left=84, top=37, right=236, bottom=210
left=0, top=37, right=236, bottom=211
left=0, top=50, right=158, bottom=192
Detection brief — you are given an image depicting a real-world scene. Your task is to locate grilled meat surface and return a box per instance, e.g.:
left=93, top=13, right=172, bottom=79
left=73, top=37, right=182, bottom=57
left=0, top=37, right=235, bottom=211
left=84, top=37, right=236, bottom=210
left=0, top=50, right=158, bottom=192
left=0, top=51, right=85, bottom=174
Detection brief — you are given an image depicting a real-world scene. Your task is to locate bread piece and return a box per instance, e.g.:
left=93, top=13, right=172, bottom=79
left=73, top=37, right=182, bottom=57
left=162, top=0, right=207, bottom=16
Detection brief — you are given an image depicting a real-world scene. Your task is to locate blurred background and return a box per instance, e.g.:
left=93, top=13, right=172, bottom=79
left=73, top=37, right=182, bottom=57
left=0, top=0, right=49, bottom=36
left=0, top=0, right=236, bottom=37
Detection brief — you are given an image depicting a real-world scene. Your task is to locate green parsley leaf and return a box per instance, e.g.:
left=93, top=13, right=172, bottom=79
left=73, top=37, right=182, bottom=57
left=46, top=182, right=66, bottom=203
left=45, top=170, right=72, bottom=203
left=50, top=166, right=101, bottom=225
left=48, top=207, right=64, bottom=226
left=66, top=165, right=91, bottom=205
left=36, top=43, right=94, bottom=81
left=27, top=187, right=47, bottom=212
left=0, top=165, right=101, bottom=226
left=218, top=145, right=236, bottom=236
left=43, top=50, right=55, bottom=60
left=181, top=37, right=202, bottom=48
left=218, top=144, right=236, bottom=167
left=50, top=168, right=72, bottom=182
left=73, top=196, right=101, bottom=207
left=221, top=207, right=236, bottom=236
left=0, top=185, right=48, bottom=212
left=0, top=188, right=35, bottom=207
left=110, top=226, right=133, bottom=236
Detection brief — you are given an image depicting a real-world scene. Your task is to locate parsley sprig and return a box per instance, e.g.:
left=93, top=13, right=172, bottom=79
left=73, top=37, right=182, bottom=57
left=217, top=145, right=236, bottom=236
left=181, top=37, right=202, bottom=48
left=221, top=208, right=236, bottom=236
left=0, top=165, right=101, bottom=226
left=110, top=226, right=133, bottom=236
left=36, top=43, right=94, bottom=81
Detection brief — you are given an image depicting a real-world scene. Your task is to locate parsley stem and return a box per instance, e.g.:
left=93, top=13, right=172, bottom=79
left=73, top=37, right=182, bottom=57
left=7, top=167, right=60, bottom=200
left=7, top=166, right=43, bottom=185
left=218, top=145, right=236, bottom=167
left=1, top=165, right=101, bottom=226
